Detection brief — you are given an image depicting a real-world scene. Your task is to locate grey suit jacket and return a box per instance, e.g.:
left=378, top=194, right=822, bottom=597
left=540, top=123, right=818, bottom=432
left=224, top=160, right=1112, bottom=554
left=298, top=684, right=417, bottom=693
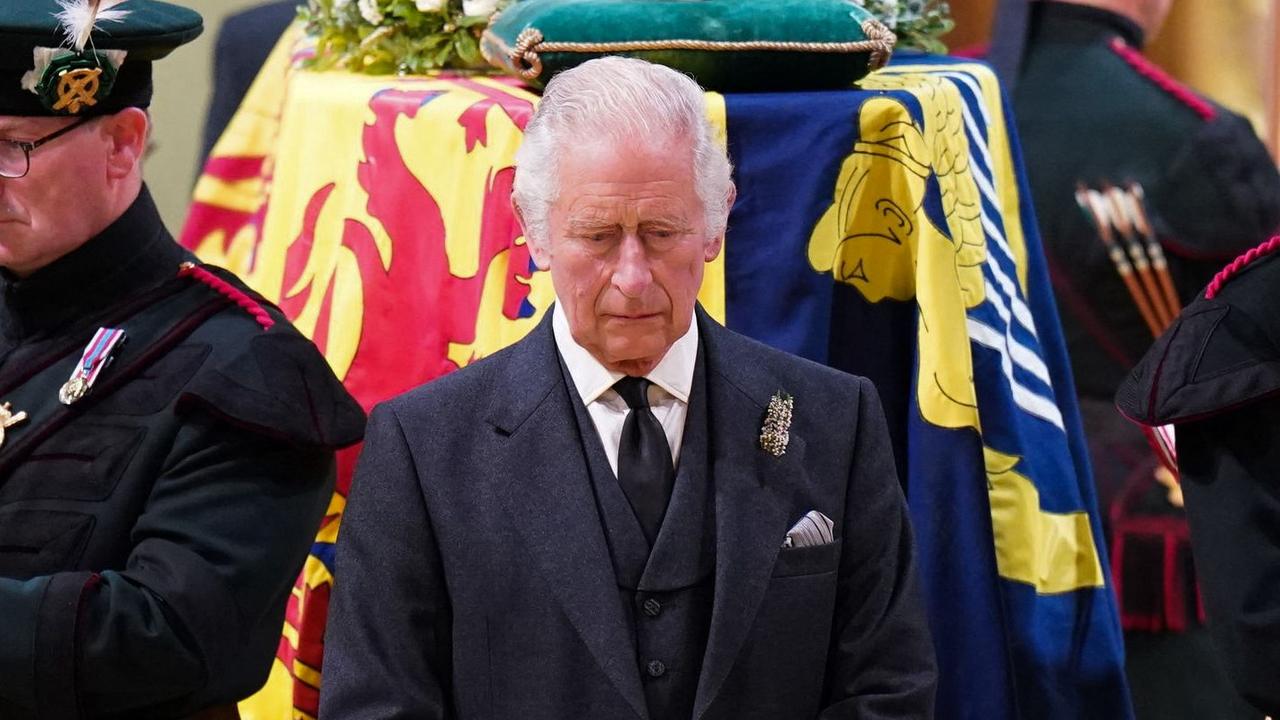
left=320, top=308, right=936, bottom=719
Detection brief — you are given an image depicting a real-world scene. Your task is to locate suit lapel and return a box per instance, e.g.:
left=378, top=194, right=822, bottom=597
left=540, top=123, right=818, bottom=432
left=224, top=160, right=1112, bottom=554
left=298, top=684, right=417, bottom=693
left=486, top=313, right=649, bottom=720
left=693, top=310, right=810, bottom=720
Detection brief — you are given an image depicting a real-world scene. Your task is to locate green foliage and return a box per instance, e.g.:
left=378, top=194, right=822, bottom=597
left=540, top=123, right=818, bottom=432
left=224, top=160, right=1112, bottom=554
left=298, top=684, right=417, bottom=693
left=858, top=0, right=955, bottom=55
left=299, top=0, right=956, bottom=76
left=300, top=0, right=507, bottom=75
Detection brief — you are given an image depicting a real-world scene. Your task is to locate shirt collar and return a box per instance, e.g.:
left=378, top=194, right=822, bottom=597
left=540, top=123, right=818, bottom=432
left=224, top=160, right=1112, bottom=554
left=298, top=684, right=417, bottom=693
left=552, top=302, right=698, bottom=406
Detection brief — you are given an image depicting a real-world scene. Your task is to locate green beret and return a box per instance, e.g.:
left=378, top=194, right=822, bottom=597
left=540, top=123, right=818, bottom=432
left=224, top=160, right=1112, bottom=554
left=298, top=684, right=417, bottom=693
left=0, top=0, right=202, bottom=117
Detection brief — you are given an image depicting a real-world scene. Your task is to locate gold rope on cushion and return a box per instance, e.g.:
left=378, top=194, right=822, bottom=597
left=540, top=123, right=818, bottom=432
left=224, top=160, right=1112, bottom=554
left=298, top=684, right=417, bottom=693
left=498, top=19, right=896, bottom=81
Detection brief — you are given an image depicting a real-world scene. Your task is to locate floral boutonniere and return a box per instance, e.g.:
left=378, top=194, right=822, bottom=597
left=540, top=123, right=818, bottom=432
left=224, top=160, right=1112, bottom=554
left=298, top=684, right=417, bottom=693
left=759, top=391, right=794, bottom=457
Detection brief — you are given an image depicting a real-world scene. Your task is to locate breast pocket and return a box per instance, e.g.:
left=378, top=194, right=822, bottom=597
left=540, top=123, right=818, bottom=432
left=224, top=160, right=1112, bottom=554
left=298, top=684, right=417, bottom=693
left=771, top=540, right=841, bottom=578
left=742, top=538, right=842, bottom=709
left=0, top=509, right=95, bottom=579
left=0, top=424, right=145, bottom=503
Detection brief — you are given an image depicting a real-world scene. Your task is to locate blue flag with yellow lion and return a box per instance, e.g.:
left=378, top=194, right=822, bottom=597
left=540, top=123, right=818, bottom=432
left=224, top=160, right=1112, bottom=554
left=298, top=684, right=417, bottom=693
left=723, top=55, right=1132, bottom=718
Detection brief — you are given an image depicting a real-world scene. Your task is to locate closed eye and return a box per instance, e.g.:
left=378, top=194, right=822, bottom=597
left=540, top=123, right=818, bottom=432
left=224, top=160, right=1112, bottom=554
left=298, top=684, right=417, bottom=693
left=642, top=224, right=690, bottom=241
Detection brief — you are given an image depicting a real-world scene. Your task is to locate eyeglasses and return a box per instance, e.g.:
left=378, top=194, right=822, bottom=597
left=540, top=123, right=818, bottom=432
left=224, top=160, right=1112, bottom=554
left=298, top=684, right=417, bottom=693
left=0, top=118, right=93, bottom=180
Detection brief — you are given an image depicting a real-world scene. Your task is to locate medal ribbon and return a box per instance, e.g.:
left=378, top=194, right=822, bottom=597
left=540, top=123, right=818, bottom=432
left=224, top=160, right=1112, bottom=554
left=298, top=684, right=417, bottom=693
left=72, top=327, right=126, bottom=388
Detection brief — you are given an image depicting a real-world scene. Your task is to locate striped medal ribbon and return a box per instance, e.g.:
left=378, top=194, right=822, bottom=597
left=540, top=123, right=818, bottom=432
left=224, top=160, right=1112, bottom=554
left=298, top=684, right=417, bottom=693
left=59, top=327, right=127, bottom=406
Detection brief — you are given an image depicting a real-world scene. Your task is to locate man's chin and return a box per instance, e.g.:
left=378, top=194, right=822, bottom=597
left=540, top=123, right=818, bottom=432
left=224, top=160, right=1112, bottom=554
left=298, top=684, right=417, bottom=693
left=599, top=340, right=673, bottom=375
left=0, top=243, right=35, bottom=275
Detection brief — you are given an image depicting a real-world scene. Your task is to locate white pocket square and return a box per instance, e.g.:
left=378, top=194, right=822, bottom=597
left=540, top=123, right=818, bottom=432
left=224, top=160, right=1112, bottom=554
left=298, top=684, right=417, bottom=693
left=782, top=510, right=835, bottom=548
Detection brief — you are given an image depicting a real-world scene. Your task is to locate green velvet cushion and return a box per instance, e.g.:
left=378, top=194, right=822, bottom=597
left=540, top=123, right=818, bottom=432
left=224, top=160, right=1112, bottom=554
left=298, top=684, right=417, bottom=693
left=481, top=0, right=895, bottom=93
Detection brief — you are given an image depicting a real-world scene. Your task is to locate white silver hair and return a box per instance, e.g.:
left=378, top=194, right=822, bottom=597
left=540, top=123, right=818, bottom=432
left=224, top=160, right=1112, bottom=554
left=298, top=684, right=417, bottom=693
left=511, top=56, right=735, bottom=245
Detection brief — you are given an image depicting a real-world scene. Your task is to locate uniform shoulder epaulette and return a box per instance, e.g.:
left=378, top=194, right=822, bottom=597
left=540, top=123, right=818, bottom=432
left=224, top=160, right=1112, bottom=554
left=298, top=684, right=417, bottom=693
left=1204, top=235, right=1280, bottom=299
left=179, top=262, right=275, bottom=330
left=1108, top=38, right=1216, bottom=121
left=1116, top=235, right=1280, bottom=428
left=174, top=263, right=366, bottom=449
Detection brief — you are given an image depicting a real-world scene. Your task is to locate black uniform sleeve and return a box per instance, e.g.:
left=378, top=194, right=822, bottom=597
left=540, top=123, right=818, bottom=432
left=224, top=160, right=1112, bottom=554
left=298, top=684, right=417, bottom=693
left=1116, top=248, right=1280, bottom=716
left=1177, top=399, right=1280, bottom=718
left=0, top=414, right=335, bottom=718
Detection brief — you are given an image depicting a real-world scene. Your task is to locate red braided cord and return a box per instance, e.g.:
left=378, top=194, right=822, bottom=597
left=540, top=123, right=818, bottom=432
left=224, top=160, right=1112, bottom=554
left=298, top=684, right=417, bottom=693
left=179, top=263, right=275, bottom=330
left=1109, top=39, right=1216, bottom=121
left=1205, top=235, right=1280, bottom=299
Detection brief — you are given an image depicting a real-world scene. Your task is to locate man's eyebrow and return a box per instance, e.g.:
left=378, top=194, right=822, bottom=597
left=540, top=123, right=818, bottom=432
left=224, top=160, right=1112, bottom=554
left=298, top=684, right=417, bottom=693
left=565, top=218, right=617, bottom=230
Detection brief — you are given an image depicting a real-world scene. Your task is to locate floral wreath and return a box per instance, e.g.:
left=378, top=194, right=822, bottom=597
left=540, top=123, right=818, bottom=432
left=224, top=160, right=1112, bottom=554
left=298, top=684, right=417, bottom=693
left=300, top=0, right=953, bottom=76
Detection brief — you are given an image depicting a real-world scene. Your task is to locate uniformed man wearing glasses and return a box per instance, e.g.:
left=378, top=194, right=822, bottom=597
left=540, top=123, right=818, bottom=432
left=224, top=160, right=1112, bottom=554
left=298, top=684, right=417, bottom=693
left=0, top=2, right=365, bottom=717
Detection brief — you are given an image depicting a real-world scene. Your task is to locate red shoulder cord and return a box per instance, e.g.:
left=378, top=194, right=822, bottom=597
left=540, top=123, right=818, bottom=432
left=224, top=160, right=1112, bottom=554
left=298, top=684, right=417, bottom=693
left=178, top=262, right=275, bottom=330
left=1204, top=235, right=1280, bottom=299
left=1108, top=38, right=1216, bottom=121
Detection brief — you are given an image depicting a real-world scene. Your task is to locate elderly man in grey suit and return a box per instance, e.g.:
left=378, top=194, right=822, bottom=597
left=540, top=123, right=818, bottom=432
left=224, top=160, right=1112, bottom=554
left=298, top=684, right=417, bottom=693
left=320, top=57, right=937, bottom=720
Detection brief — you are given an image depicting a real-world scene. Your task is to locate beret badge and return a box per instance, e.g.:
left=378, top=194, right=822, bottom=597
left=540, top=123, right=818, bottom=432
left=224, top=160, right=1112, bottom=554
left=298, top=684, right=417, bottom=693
left=20, top=0, right=132, bottom=115
left=37, top=52, right=119, bottom=115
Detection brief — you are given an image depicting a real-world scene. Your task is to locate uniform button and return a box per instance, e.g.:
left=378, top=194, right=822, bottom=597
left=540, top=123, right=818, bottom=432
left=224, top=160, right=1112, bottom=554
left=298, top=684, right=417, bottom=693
left=646, top=660, right=666, bottom=678
left=642, top=598, right=662, bottom=617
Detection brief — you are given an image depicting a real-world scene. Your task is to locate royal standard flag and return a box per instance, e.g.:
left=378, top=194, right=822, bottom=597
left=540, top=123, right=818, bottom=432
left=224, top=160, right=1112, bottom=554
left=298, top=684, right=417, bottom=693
left=186, top=37, right=1130, bottom=718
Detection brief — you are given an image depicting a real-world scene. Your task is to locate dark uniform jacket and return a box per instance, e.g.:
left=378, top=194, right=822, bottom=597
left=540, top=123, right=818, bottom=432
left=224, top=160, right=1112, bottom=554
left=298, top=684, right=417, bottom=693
left=1014, top=2, right=1280, bottom=400
left=321, top=308, right=937, bottom=719
left=1117, top=245, right=1280, bottom=718
left=0, top=187, right=365, bottom=719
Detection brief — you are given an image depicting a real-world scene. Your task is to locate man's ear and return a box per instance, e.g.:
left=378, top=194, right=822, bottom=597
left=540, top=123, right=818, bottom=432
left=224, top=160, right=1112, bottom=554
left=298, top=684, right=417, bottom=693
left=103, top=107, right=148, bottom=180
left=704, top=184, right=736, bottom=262
left=513, top=198, right=553, bottom=271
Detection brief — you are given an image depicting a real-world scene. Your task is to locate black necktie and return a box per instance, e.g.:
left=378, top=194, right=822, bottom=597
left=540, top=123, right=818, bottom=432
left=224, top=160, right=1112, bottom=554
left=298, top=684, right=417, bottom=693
left=613, top=376, right=676, bottom=545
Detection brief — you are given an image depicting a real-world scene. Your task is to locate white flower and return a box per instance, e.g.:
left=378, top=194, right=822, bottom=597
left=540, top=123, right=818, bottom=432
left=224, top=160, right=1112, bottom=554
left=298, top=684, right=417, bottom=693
left=333, top=0, right=352, bottom=9
left=463, top=0, right=499, bottom=16
left=415, top=0, right=446, bottom=11
left=879, top=0, right=901, bottom=27
left=357, top=0, right=383, bottom=23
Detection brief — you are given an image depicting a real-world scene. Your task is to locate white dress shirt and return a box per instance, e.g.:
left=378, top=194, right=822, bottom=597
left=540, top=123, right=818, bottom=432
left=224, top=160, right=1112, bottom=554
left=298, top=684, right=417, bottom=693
left=552, top=303, right=698, bottom=477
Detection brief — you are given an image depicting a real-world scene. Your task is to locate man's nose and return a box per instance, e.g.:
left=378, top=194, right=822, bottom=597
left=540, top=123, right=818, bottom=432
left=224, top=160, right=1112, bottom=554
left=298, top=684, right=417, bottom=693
left=611, top=234, right=653, bottom=297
